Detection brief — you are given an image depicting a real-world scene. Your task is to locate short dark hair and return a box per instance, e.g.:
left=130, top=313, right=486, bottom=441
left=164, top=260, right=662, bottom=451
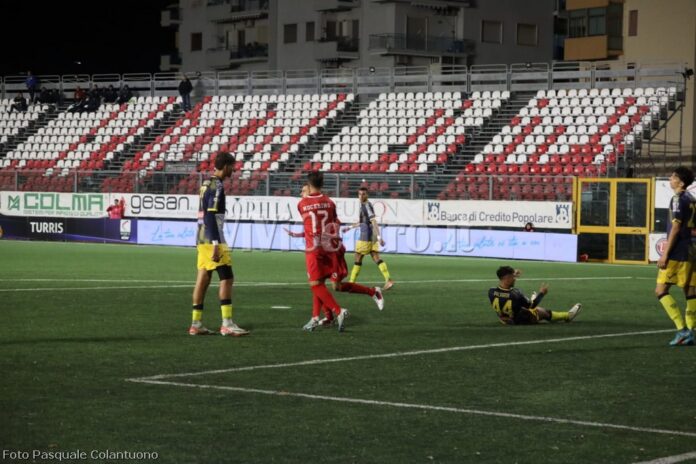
left=307, top=171, right=323, bottom=189
left=674, top=167, right=694, bottom=188
left=214, top=151, right=235, bottom=170
left=358, top=187, right=368, bottom=193
left=496, top=266, right=515, bottom=279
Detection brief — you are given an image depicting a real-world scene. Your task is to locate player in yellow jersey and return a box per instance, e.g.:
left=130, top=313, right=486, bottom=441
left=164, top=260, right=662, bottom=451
left=343, top=187, right=394, bottom=290
left=189, top=152, right=249, bottom=337
left=655, top=167, right=696, bottom=346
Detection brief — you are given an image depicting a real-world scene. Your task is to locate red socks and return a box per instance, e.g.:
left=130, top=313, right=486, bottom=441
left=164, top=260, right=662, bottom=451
left=311, top=284, right=341, bottom=316
left=339, top=282, right=375, bottom=297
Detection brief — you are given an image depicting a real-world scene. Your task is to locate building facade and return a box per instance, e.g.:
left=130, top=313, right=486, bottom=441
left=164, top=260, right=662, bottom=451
left=161, top=0, right=561, bottom=73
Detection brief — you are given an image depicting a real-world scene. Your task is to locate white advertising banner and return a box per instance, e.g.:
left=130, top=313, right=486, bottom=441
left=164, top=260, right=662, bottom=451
left=654, top=180, right=696, bottom=209
left=1, top=191, right=573, bottom=230
left=0, top=191, right=107, bottom=218
left=422, top=199, right=573, bottom=229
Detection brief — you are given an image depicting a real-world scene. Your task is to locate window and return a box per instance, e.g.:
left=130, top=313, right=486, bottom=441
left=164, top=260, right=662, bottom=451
left=516, top=23, right=537, bottom=46
left=190, top=32, right=202, bottom=51
left=284, top=23, right=297, bottom=44
left=588, top=7, right=606, bottom=36
left=306, top=21, right=315, bottom=42
left=481, top=20, right=502, bottom=44
left=628, top=10, right=638, bottom=36
left=568, top=10, right=586, bottom=38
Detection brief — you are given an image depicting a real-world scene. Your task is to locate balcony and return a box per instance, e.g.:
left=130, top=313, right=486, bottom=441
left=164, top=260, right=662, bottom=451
left=315, top=37, right=360, bottom=62
left=564, top=35, right=622, bottom=61
left=372, top=0, right=471, bottom=8
left=207, top=44, right=269, bottom=69
left=314, top=0, right=359, bottom=11
left=160, top=53, right=182, bottom=72
left=207, top=0, right=269, bottom=22
left=160, top=7, right=180, bottom=27
left=369, top=33, right=474, bottom=57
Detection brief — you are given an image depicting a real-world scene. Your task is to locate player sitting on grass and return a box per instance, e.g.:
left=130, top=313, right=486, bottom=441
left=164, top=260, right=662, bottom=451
left=488, top=266, right=581, bottom=325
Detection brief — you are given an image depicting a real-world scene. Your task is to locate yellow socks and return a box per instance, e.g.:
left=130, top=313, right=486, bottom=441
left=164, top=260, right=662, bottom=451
left=192, top=304, right=203, bottom=325
left=550, top=311, right=569, bottom=322
left=221, top=299, right=233, bottom=321
left=377, top=260, right=391, bottom=282
left=659, top=294, right=686, bottom=330
left=349, top=263, right=361, bottom=283
left=685, top=296, right=696, bottom=330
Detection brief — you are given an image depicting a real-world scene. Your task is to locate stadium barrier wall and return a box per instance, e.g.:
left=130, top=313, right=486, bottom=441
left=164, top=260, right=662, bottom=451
left=0, top=213, right=576, bottom=261
left=0, top=192, right=573, bottom=230
left=137, top=220, right=578, bottom=262
left=0, top=216, right=136, bottom=243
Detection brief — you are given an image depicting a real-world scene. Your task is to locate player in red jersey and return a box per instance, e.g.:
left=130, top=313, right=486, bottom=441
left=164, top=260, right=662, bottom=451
left=297, top=172, right=384, bottom=332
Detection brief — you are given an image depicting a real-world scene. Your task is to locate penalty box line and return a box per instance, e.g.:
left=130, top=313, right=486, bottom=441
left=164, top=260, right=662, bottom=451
left=127, top=329, right=696, bottom=439
left=130, top=329, right=673, bottom=381
left=127, top=378, right=696, bottom=439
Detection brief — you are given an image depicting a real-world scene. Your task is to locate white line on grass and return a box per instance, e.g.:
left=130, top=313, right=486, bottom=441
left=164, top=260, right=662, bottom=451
left=126, top=329, right=692, bottom=439
left=632, top=451, right=696, bottom=464
left=0, top=275, right=654, bottom=292
left=130, top=329, right=673, bottom=381
left=128, top=379, right=696, bottom=439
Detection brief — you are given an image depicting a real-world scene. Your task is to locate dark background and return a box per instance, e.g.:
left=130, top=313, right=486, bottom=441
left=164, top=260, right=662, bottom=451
left=0, top=0, right=174, bottom=77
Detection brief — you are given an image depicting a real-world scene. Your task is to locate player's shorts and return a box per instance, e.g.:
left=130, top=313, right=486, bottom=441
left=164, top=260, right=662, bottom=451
left=656, top=259, right=693, bottom=288
left=501, top=308, right=540, bottom=325
left=197, top=243, right=232, bottom=271
left=305, top=248, right=346, bottom=283
left=355, top=239, right=379, bottom=255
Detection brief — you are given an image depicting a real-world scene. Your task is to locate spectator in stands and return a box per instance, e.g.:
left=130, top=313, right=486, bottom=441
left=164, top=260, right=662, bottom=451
left=68, top=86, right=88, bottom=113
left=50, top=88, right=62, bottom=105
left=74, top=86, right=86, bottom=102
left=26, top=71, right=38, bottom=103
left=179, top=75, right=193, bottom=111
left=117, top=85, right=132, bottom=104
left=38, top=87, right=51, bottom=104
left=103, top=85, right=118, bottom=103
left=83, top=88, right=101, bottom=112
left=524, top=222, right=535, bottom=232
left=9, top=92, right=28, bottom=113
left=106, top=198, right=126, bottom=219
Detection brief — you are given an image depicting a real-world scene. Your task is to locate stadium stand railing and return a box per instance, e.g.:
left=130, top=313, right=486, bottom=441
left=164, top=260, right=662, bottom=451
left=0, top=62, right=687, bottom=199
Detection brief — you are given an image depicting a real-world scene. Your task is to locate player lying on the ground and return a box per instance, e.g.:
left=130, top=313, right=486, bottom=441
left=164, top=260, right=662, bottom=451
left=488, top=266, right=581, bottom=325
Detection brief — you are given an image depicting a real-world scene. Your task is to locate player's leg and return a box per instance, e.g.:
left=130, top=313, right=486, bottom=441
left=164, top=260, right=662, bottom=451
left=307, top=251, right=348, bottom=331
left=190, top=268, right=214, bottom=335
left=656, top=261, right=691, bottom=345
left=349, top=251, right=364, bottom=283
left=370, top=250, right=394, bottom=290
left=536, top=304, right=582, bottom=323
left=303, top=294, right=325, bottom=331
left=683, top=283, right=696, bottom=345
left=217, top=265, right=248, bottom=336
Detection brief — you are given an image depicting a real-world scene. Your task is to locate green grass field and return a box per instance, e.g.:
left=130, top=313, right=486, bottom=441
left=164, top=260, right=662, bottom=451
left=2, top=240, right=695, bottom=464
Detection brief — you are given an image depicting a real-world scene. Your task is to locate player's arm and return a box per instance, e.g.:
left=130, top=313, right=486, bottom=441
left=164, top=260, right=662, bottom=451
left=204, top=183, right=224, bottom=261
left=658, top=196, right=686, bottom=269
left=284, top=226, right=304, bottom=238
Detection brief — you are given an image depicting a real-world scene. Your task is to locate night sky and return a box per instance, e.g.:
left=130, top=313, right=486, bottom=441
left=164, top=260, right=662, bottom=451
left=0, top=0, right=174, bottom=78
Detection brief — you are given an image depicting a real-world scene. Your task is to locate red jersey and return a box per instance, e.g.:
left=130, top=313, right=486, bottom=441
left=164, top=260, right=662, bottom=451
left=297, top=192, right=340, bottom=252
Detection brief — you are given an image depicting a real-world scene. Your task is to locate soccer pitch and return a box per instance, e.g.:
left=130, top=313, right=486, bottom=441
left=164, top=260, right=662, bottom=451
left=2, top=240, right=695, bottom=464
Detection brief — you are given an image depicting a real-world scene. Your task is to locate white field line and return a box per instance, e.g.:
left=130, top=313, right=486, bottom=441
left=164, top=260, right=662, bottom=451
left=126, top=328, right=692, bottom=439
left=632, top=451, right=696, bottom=464
left=126, top=379, right=696, bottom=439
left=130, top=329, right=673, bottom=381
left=0, top=275, right=654, bottom=292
